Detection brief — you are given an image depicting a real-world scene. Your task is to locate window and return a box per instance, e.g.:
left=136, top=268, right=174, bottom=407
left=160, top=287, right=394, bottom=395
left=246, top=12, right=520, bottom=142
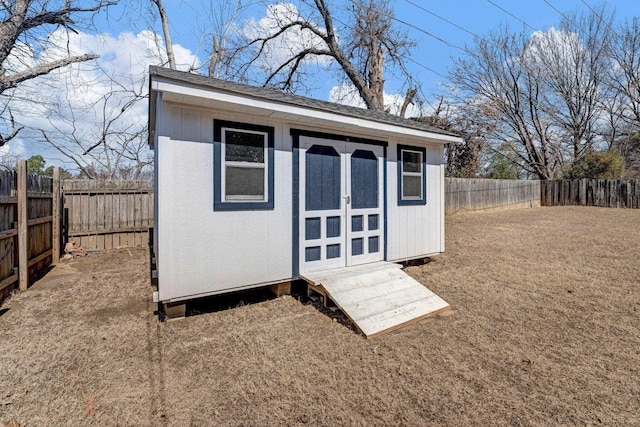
left=214, top=120, right=274, bottom=211
left=223, top=129, right=267, bottom=201
left=397, top=144, right=426, bottom=205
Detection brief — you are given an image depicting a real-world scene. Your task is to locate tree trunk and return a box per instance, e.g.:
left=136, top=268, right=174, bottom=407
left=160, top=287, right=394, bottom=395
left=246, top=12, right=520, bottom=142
left=367, top=37, right=385, bottom=111
left=399, top=88, right=417, bottom=118
left=151, top=0, right=176, bottom=69
left=209, top=36, right=220, bottom=78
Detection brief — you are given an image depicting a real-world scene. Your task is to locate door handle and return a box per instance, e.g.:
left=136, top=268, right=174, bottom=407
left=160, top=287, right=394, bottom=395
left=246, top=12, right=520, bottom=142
left=343, top=195, right=351, bottom=204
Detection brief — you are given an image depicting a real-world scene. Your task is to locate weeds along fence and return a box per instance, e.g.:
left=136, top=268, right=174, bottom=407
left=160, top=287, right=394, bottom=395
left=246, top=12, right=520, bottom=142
left=0, top=163, right=60, bottom=301
left=445, top=178, right=541, bottom=215
left=62, top=180, right=153, bottom=250
left=541, top=179, right=640, bottom=208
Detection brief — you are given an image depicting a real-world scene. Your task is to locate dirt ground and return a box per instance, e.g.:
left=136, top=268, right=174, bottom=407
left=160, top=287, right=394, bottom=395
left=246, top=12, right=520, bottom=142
left=0, top=206, right=639, bottom=426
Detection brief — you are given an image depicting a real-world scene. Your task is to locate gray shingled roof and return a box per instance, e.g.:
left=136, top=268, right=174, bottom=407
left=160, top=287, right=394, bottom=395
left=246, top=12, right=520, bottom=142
left=149, top=66, right=458, bottom=138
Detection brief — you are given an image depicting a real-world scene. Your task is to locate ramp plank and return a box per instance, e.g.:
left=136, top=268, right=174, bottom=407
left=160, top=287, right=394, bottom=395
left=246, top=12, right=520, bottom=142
left=347, top=288, right=445, bottom=321
left=330, top=276, right=418, bottom=306
left=356, top=296, right=450, bottom=338
left=325, top=269, right=413, bottom=295
left=302, top=262, right=450, bottom=338
left=304, top=262, right=399, bottom=286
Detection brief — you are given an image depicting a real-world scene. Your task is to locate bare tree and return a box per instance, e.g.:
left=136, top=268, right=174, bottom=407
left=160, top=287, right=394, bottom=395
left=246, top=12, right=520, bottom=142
left=202, top=0, right=251, bottom=78
left=238, top=0, right=416, bottom=114
left=449, top=7, right=617, bottom=179
left=450, top=28, right=562, bottom=179
left=38, top=66, right=152, bottom=180
left=609, top=17, right=640, bottom=128
left=0, top=151, right=18, bottom=170
left=0, top=0, right=115, bottom=146
left=527, top=8, right=613, bottom=159
left=149, top=0, right=176, bottom=69
left=608, top=17, right=640, bottom=177
left=414, top=98, right=487, bottom=178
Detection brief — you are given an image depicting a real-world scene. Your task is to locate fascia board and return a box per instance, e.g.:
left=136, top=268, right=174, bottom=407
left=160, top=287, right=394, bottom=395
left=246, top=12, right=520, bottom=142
left=151, top=78, right=463, bottom=145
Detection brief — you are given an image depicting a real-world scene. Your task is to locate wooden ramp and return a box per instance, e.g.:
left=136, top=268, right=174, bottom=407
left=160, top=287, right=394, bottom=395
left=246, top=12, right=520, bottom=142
left=302, top=262, right=450, bottom=338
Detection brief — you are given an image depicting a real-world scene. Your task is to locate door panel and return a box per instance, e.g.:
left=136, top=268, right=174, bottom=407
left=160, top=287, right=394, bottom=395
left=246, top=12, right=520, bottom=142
left=350, top=149, right=379, bottom=209
left=345, top=142, right=384, bottom=266
left=299, top=138, right=346, bottom=272
left=305, top=145, right=341, bottom=211
left=299, top=136, right=384, bottom=274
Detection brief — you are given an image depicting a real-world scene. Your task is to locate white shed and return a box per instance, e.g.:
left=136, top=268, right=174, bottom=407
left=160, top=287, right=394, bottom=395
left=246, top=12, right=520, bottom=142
left=149, top=67, right=462, bottom=328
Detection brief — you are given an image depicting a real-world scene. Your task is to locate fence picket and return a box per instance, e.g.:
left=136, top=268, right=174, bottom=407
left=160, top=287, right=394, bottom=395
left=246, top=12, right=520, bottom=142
left=61, top=180, right=153, bottom=250
left=1, top=163, right=57, bottom=302
left=540, top=179, right=640, bottom=208
left=444, top=178, right=541, bottom=215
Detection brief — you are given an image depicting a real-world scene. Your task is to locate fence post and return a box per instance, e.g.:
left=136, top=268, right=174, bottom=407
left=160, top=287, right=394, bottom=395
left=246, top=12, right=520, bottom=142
left=17, top=160, right=28, bottom=291
left=52, top=167, right=60, bottom=265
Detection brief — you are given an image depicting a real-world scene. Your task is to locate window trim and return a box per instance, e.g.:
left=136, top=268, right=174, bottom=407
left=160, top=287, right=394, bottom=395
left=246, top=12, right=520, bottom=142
left=397, top=144, right=426, bottom=206
left=221, top=127, right=268, bottom=202
left=214, top=120, right=274, bottom=211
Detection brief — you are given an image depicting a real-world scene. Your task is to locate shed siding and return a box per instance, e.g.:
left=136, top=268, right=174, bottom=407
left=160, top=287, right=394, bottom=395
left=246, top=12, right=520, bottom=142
left=156, top=105, right=292, bottom=302
left=155, top=98, right=446, bottom=302
left=386, top=141, right=444, bottom=262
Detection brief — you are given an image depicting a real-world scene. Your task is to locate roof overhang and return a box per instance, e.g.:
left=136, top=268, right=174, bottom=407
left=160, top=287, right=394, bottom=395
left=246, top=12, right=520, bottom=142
left=149, top=75, right=464, bottom=148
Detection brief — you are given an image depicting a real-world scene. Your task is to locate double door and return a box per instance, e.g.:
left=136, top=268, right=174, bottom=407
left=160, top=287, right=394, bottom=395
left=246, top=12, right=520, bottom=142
left=299, top=136, right=384, bottom=273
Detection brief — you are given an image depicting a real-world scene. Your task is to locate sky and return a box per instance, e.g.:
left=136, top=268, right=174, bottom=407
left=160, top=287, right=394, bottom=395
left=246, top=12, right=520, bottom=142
left=2, top=0, right=640, bottom=169
left=148, top=0, right=640, bottom=106
left=391, top=0, right=640, bottom=101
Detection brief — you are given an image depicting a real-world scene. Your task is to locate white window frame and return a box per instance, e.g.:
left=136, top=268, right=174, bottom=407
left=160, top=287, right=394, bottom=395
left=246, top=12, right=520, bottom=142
left=221, top=127, right=269, bottom=202
left=400, top=148, right=424, bottom=201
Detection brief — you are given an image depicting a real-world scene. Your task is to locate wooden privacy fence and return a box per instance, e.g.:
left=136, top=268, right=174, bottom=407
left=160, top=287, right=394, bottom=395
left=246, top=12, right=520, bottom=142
left=1, top=175, right=153, bottom=302
left=0, top=162, right=60, bottom=301
left=541, top=179, right=640, bottom=208
left=445, top=178, right=541, bottom=215
left=4, top=172, right=635, bottom=301
left=62, top=180, right=153, bottom=250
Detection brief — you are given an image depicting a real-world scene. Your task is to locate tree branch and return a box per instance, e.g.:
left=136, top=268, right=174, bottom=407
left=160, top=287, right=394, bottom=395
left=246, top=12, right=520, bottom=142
left=263, top=47, right=332, bottom=89
left=0, top=53, right=99, bottom=91
left=0, top=108, right=23, bottom=147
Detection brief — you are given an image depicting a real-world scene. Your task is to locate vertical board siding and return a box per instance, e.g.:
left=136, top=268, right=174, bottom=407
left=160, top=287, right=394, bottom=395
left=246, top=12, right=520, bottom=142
left=156, top=106, right=293, bottom=301
left=62, top=180, right=154, bottom=250
left=540, top=179, right=640, bottom=208
left=386, top=142, right=444, bottom=262
left=445, top=178, right=541, bottom=215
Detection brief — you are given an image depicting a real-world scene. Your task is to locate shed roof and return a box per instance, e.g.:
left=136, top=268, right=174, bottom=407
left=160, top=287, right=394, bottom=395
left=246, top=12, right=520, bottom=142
left=149, top=66, right=458, bottom=139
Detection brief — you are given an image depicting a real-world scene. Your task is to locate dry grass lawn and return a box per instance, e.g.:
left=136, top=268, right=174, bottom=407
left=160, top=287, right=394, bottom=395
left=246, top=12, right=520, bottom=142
left=0, top=206, right=639, bottom=426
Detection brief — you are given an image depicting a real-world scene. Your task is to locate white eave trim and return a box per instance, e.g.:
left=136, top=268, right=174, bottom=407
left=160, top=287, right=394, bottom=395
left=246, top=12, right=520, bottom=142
left=151, top=78, right=463, bottom=144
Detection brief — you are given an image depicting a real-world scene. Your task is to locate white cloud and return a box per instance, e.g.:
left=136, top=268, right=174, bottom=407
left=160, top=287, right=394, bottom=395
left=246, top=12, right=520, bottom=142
left=0, top=138, right=25, bottom=158
left=329, top=83, right=425, bottom=118
left=524, top=27, right=589, bottom=84
left=242, top=3, right=332, bottom=78
left=1, top=29, right=199, bottom=174
left=328, top=83, right=367, bottom=109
